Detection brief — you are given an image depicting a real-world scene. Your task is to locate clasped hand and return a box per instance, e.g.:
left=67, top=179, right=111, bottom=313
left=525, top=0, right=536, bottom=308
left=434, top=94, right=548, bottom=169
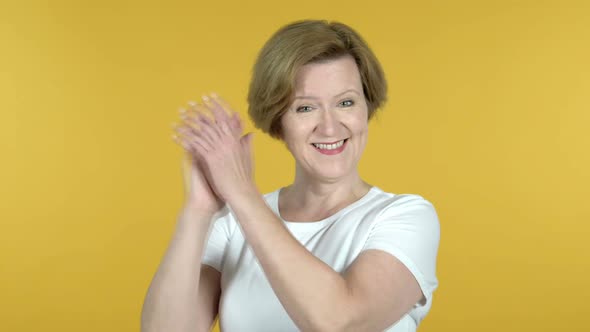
left=173, top=93, right=255, bottom=204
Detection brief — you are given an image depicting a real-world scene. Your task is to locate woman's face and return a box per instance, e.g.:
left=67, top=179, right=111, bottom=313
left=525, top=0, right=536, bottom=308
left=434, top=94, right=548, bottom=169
left=280, top=54, right=369, bottom=182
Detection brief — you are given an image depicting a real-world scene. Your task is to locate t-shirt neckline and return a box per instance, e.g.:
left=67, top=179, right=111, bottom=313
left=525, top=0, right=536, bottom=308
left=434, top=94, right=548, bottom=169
left=273, top=186, right=380, bottom=229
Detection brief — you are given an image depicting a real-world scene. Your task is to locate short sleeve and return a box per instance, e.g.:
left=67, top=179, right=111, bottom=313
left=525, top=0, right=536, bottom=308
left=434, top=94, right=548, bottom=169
left=361, top=194, right=440, bottom=322
left=201, top=204, right=234, bottom=272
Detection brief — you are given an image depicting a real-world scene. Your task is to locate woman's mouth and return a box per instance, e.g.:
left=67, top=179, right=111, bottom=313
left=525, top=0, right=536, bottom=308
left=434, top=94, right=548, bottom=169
left=311, top=138, right=348, bottom=155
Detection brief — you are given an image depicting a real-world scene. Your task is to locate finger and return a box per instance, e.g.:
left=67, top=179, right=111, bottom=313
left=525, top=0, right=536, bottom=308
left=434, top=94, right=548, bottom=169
left=173, top=122, right=192, bottom=141
left=174, top=124, right=202, bottom=155
left=219, top=120, right=232, bottom=137
left=178, top=106, right=188, bottom=119
left=199, top=100, right=233, bottom=139
left=240, top=132, right=255, bottom=150
left=185, top=102, right=207, bottom=129
left=196, top=113, right=221, bottom=147
left=172, top=132, right=191, bottom=151
left=232, top=112, right=243, bottom=133
left=211, top=94, right=244, bottom=138
left=193, top=103, right=217, bottom=125
left=211, top=92, right=241, bottom=130
left=177, top=104, right=215, bottom=154
left=187, top=100, right=198, bottom=109
left=182, top=109, right=203, bottom=133
left=174, top=131, right=199, bottom=156
left=187, top=100, right=203, bottom=115
left=211, top=93, right=242, bottom=131
left=211, top=93, right=235, bottom=117
left=175, top=121, right=197, bottom=143
left=186, top=125, right=213, bottom=153
left=203, top=93, right=231, bottom=125
left=187, top=103, right=218, bottom=139
left=207, top=112, right=236, bottom=141
left=190, top=134, right=210, bottom=156
left=226, top=112, right=242, bottom=139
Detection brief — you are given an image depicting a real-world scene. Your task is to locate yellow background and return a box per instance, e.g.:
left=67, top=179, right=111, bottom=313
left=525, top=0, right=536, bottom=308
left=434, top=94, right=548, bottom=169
left=2, top=0, right=589, bottom=331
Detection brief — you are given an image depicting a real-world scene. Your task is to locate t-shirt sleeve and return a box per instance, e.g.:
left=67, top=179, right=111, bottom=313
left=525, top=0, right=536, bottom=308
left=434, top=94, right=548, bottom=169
left=201, top=204, right=234, bottom=273
left=360, top=194, right=440, bottom=319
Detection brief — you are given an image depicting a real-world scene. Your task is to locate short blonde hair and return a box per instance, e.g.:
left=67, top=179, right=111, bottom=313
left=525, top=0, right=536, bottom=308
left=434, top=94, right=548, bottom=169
left=247, top=19, right=388, bottom=140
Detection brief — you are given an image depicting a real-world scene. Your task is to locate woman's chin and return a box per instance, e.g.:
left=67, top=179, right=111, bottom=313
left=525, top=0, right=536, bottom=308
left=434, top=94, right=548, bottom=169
left=310, top=165, right=351, bottom=180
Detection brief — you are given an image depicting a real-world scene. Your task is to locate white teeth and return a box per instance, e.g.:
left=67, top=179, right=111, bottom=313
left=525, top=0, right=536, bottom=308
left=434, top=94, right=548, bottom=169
left=312, top=139, right=345, bottom=150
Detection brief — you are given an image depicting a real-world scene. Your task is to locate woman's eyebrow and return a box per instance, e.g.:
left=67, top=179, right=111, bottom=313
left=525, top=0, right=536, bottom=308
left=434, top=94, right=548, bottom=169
left=294, top=88, right=360, bottom=100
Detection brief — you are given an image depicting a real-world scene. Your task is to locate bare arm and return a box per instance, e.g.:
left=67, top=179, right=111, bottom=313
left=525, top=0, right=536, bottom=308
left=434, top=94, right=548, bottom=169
left=144, top=93, right=239, bottom=331
left=141, top=206, right=220, bottom=332
left=228, top=189, right=427, bottom=332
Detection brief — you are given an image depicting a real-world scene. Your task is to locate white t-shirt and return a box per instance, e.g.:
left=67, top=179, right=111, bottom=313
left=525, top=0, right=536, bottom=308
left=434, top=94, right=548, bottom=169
left=202, top=186, right=440, bottom=332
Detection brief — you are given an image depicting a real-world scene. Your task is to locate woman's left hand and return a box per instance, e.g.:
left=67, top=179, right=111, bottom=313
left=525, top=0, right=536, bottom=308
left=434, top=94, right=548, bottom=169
left=182, top=93, right=256, bottom=203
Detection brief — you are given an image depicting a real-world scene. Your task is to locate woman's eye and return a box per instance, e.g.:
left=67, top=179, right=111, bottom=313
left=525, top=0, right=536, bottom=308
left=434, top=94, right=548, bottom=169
left=296, top=105, right=313, bottom=113
left=340, top=99, right=354, bottom=107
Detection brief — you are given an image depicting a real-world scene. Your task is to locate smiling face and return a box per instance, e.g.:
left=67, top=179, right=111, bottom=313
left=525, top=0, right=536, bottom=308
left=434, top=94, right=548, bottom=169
left=280, top=54, right=369, bottom=182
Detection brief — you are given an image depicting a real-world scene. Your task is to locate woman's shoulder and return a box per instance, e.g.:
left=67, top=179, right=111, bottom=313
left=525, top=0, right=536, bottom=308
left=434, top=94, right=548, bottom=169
left=374, top=189, right=440, bottom=229
left=366, top=187, right=439, bottom=224
left=368, top=186, right=435, bottom=209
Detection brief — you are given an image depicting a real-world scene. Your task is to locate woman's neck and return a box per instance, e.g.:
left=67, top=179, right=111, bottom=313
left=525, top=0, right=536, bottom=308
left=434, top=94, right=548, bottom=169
left=279, top=171, right=372, bottom=221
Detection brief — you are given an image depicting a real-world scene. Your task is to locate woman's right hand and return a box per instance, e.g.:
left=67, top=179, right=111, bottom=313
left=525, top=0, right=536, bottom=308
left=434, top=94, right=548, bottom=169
left=179, top=151, right=223, bottom=216
left=172, top=98, right=244, bottom=216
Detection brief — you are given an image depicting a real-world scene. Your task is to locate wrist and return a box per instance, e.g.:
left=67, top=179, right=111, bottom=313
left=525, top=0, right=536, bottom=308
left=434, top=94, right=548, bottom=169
left=226, top=183, right=259, bottom=205
left=173, top=205, right=215, bottom=236
left=182, top=202, right=219, bottom=219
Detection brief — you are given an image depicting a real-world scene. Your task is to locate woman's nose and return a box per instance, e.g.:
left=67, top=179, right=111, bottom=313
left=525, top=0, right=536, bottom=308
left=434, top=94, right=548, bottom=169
left=316, top=109, right=339, bottom=135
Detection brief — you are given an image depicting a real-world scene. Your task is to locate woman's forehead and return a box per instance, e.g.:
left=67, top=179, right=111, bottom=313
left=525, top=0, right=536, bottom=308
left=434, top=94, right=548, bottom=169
left=294, top=57, right=363, bottom=97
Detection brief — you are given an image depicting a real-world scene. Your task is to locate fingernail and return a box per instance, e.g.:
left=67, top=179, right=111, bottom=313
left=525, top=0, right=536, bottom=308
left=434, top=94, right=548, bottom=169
left=188, top=101, right=197, bottom=107
left=211, top=92, right=218, bottom=98
left=202, top=95, right=209, bottom=102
